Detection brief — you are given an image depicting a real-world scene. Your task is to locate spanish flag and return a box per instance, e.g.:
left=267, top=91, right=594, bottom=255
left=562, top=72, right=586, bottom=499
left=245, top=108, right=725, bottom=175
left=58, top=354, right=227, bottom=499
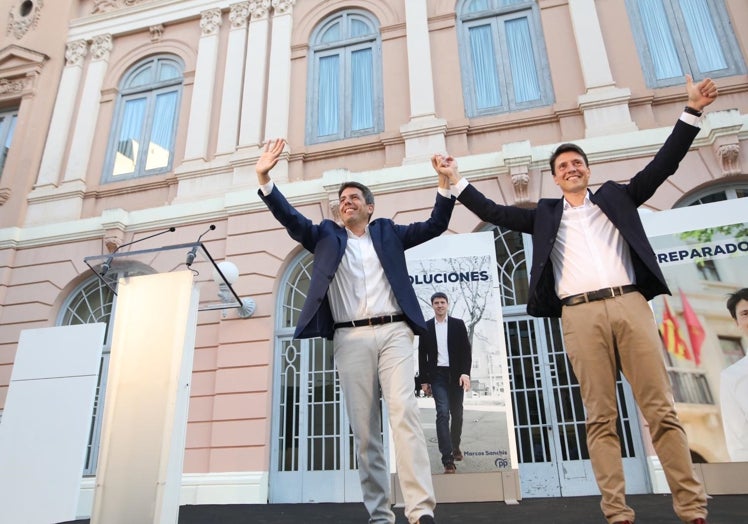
left=679, top=290, right=704, bottom=366
left=660, top=297, right=692, bottom=361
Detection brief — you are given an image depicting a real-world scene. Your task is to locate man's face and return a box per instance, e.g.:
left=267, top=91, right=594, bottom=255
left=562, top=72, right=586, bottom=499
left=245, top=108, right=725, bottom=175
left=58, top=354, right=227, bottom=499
left=552, top=152, right=590, bottom=195
left=339, top=187, right=373, bottom=227
left=431, top=297, right=448, bottom=319
left=735, top=299, right=748, bottom=335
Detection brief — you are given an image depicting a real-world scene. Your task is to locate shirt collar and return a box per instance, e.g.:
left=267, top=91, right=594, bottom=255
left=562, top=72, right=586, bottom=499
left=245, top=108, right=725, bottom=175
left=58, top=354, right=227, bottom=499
left=345, top=224, right=370, bottom=239
left=562, top=190, right=592, bottom=210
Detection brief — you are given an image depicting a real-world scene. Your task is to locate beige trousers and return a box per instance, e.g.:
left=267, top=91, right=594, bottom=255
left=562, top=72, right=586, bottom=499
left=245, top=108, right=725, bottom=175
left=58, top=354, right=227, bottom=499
left=334, top=321, right=435, bottom=524
left=561, top=292, right=707, bottom=524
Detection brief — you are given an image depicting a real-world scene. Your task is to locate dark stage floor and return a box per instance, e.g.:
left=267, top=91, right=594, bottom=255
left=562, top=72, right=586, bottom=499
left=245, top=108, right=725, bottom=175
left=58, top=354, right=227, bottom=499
left=59, top=494, right=747, bottom=523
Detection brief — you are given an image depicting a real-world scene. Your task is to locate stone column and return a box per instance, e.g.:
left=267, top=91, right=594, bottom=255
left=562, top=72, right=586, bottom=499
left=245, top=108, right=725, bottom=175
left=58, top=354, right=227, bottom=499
left=216, top=2, right=251, bottom=155
left=63, top=34, right=113, bottom=184
left=183, top=8, right=222, bottom=161
left=261, top=0, right=295, bottom=181
left=34, top=40, right=87, bottom=188
left=399, top=0, right=447, bottom=165
left=264, top=0, right=294, bottom=140
left=568, top=0, right=636, bottom=137
left=238, top=0, right=271, bottom=150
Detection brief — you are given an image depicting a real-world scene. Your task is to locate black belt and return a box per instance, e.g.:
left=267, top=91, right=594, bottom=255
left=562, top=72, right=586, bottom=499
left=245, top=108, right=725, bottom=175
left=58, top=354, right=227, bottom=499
left=562, top=285, right=639, bottom=307
left=333, top=314, right=406, bottom=330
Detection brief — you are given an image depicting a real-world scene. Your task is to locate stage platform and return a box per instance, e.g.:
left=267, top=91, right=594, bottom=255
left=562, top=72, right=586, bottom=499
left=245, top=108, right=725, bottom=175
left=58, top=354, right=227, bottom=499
left=59, top=494, right=747, bottom=523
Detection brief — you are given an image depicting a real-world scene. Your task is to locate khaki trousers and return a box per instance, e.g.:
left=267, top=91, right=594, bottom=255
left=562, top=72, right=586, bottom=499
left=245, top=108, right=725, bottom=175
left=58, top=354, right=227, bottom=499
left=561, top=292, right=707, bottom=523
left=334, top=321, right=435, bottom=524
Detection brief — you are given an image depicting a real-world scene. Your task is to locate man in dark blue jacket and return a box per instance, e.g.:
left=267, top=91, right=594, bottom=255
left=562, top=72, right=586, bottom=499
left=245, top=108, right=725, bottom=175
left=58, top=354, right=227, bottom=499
left=256, top=138, right=454, bottom=524
left=418, top=292, right=472, bottom=474
left=431, top=76, right=717, bottom=524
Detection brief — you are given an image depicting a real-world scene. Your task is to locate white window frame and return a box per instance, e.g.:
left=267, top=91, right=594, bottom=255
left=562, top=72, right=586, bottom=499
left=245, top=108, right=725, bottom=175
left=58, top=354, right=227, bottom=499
left=102, top=55, right=183, bottom=183
left=625, top=0, right=745, bottom=88
left=306, top=10, right=383, bottom=145
left=457, top=0, right=554, bottom=118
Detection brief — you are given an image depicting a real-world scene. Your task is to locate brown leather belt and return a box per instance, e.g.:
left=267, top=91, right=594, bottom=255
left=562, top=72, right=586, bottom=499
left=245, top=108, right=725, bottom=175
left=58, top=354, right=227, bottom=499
left=333, top=314, right=406, bottom=330
left=561, top=285, right=639, bottom=307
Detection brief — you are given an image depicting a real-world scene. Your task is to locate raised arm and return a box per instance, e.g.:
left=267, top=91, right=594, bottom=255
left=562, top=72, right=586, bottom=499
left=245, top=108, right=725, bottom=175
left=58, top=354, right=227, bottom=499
left=255, top=138, right=286, bottom=185
left=432, top=153, right=462, bottom=186
left=685, top=74, right=718, bottom=112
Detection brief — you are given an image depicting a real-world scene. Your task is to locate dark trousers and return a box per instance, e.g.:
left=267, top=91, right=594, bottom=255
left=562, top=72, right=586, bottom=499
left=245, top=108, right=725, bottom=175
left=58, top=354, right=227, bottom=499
left=431, top=367, right=465, bottom=465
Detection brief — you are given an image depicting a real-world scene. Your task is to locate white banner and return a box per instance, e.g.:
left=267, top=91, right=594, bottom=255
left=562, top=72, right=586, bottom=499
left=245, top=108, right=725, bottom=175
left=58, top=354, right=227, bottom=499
left=406, top=231, right=517, bottom=473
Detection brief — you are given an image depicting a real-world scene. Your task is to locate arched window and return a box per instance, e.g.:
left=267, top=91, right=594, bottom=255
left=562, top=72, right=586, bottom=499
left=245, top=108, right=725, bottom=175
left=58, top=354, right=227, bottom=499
left=457, top=0, right=553, bottom=117
left=675, top=181, right=748, bottom=207
left=102, top=55, right=183, bottom=182
left=306, top=10, right=383, bottom=144
left=270, top=251, right=373, bottom=502
left=58, top=267, right=148, bottom=474
left=625, top=0, right=745, bottom=88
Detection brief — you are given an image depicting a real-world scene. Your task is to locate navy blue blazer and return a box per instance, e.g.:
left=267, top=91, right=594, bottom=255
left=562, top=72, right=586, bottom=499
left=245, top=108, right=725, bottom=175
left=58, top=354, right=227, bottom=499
left=418, top=316, right=472, bottom=385
left=458, top=118, right=700, bottom=318
left=259, top=185, right=455, bottom=339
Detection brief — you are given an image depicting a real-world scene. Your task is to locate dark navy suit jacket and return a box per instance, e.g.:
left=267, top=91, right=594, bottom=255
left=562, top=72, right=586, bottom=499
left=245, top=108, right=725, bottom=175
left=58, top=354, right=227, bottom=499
left=418, top=316, right=472, bottom=386
left=259, top=185, right=455, bottom=339
left=457, top=118, right=700, bottom=318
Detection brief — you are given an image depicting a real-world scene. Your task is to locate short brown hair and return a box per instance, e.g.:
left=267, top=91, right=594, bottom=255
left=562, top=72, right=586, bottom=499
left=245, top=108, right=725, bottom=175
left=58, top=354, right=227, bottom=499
left=726, top=288, right=748, bottom=320
left=338, top=181, right=374, bottom=205
left=549, top=143, right=589, bottom=176
left=431, top=292, right=448, bottom=304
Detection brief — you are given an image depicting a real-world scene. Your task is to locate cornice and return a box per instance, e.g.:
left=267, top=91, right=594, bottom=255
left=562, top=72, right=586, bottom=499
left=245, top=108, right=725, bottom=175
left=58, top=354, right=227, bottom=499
left=68, top=0, right=226, bottom=41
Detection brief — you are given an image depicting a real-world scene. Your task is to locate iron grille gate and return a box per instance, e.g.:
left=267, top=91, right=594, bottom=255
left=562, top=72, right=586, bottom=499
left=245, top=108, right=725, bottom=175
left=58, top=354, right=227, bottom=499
left=271, top=336, right=388, bottom=503
left=504, top=315, right=649, bottom=497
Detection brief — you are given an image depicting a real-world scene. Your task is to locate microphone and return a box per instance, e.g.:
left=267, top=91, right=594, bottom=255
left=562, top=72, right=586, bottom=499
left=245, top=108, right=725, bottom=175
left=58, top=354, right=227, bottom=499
left=185, top=224, right=216, bottom=267
left=100, top=227, right=176, bottom=276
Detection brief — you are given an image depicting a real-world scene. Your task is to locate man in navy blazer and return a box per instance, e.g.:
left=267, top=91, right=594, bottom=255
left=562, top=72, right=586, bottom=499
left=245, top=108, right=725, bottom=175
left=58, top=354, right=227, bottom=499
left=256, top=138, right=454, bottom=524
left=432, top=76, right=717, bottom=524
left=418, top=292, right=471, bottom=473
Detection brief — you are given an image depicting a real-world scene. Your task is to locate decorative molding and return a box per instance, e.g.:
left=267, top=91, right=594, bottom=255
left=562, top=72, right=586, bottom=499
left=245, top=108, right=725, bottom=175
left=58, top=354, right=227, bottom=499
left=509, top=166, right=530, bottom=206
left=715, top=143, right=741, bottom=177
left=0, top=45, right=47, bottom=100
left=150, top=23, right=165, bottom=42
left=0, top=187, right=10, bottom=205
left=92, top=0, right=147, bottom=14
left=65, top=40, right=88, bottom=66
left=0, top=78, right=25, bottom=94
left=103, top=233, right=123, bottom=253
left=250, top=0, right=271, bottom=20
left=7, top=0, right=44, bottom=40
left=229, top=2, right=251, bottom=29
left=271, top=0, right=295, bottom=15
left=90, top=34, right=113, bottom=61
left=200, top=8, right=223, bottom=36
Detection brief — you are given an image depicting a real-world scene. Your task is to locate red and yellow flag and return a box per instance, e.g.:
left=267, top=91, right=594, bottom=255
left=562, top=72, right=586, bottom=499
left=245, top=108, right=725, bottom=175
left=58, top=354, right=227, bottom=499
left=660, top=297, right=692, bottom=361
left=679, top=290, right=704, bottom=366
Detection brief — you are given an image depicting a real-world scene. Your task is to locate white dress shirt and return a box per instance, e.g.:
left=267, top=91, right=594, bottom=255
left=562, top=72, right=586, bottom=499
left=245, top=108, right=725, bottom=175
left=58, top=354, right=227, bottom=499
left=435, top=317, right=449, bottom=366
left=327, top=226, right=401, bottom=323
left=720, top=356, right=748, bottom=461
left=550, top=194, right=634, bottom=298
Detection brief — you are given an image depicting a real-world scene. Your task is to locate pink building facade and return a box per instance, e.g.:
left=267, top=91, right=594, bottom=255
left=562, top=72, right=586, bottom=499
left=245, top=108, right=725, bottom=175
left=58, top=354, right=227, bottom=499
left=0, top=0, right=747, bottom=516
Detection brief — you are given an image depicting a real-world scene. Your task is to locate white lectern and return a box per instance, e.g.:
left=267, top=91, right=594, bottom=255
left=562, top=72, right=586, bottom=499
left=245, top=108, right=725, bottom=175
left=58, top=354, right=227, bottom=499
left=82, top=241, right=246, bottom=524
left=0, top=324, right=106, bottom=524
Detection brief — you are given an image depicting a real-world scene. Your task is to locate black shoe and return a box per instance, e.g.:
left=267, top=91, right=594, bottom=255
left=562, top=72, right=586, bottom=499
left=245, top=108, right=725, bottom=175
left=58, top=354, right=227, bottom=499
left=443, top=462, right=456, bottom=474
left=453, top=449, right=463, bottom=461
left=418, top=515, right=436, bottom=524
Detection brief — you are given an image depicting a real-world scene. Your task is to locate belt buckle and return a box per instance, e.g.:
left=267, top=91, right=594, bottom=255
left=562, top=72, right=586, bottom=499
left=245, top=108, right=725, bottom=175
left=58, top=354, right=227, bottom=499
left=368, top=317, right=375, bottom=326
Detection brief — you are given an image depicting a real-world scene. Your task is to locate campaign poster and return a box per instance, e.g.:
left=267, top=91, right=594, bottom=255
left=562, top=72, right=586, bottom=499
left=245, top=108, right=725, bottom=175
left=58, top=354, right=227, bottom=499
left=644, top=197, right=748, bottom=464
left=405, top=231, right=517, bottom=474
